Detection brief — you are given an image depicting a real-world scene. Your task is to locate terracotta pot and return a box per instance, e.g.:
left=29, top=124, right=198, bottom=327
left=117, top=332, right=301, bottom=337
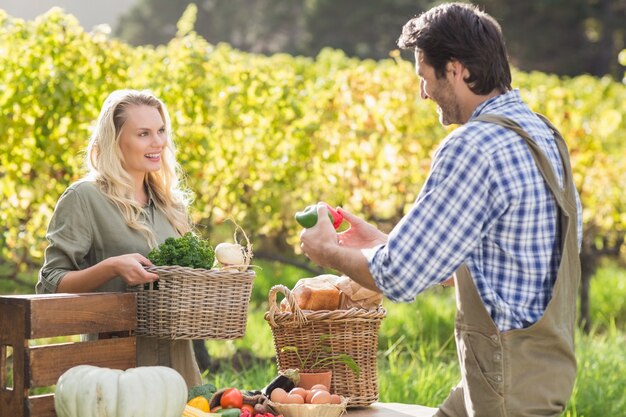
left=297, top=370, right=332, bottom=390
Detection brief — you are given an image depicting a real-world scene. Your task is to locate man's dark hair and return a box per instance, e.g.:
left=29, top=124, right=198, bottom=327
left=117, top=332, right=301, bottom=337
left=397, top=2, right=511, bottom=95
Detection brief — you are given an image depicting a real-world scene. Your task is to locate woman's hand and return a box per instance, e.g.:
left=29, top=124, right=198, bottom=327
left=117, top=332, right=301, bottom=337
left=336, top=207, right=388, bottom=249
left=107, top=253, right=159, bottom=286
left=56, top=253, right=159, bottom=293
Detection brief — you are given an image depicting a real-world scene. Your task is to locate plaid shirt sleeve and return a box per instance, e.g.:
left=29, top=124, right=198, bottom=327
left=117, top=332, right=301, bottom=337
left=367, top=130, right=502, bottom=302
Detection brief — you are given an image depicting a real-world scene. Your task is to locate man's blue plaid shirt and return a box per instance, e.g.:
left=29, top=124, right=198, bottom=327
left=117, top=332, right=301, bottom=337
left=367, top=89, right=583, bottom=331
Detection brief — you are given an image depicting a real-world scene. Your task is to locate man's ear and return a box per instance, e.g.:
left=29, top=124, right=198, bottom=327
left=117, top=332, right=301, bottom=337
left=447, top=60, right=468, bottom=82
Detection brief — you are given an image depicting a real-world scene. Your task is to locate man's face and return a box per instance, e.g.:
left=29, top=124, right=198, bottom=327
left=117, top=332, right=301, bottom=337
left=415, top=50, right=463, bottom=126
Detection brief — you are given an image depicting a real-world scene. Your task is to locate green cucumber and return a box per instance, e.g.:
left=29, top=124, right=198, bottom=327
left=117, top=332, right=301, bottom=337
left=216, top=408, right=241, bottom=417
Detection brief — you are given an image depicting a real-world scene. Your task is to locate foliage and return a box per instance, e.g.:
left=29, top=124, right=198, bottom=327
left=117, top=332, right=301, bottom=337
left=1, top=9, right=626, bottom=302
left=280, top=334, right=360, bottom=377
left=480, top=0, right=626, bottom=79
left=114, top=0, right=625, bottom=79
left=620, top=48, right=626, bottom=83
left=114, top=0, right=427, bottom=59
left=147, top=232, right=215, bottom=269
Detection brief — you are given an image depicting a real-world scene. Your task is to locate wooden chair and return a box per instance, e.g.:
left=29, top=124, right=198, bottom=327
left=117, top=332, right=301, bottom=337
left=0, top=292, right=137, bottom=417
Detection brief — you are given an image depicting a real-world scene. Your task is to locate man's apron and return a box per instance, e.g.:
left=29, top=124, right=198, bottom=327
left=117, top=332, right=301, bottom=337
left=436, top=114, right=580, bottom=417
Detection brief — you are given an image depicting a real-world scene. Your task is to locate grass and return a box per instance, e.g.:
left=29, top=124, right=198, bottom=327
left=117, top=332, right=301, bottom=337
left=589, top=263, right=626, bottom=330
left=567, top=324, right=626, bottom=416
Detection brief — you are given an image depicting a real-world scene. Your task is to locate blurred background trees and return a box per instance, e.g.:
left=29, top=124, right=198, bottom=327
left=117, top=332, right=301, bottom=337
left=115, top=0, right=625, bottom=80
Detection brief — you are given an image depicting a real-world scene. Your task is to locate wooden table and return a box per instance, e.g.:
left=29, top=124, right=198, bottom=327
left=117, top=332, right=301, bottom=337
left=347, top=402, right=437, bottom=416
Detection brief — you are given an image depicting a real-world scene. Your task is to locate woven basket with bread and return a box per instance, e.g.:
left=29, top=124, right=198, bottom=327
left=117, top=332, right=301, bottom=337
left=265, top=276, right=385, bottom=407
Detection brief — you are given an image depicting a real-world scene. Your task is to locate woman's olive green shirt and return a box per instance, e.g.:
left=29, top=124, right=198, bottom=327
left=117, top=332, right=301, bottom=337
left=37, top=180, right=201, bottom=387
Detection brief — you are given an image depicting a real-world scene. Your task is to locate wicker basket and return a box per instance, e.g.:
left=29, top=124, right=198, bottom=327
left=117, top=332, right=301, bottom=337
left=267, top=396, right=349, bottom=417
left=264, top=285, right=386, bottom=407
left=129, top=266, right=255, bottom=340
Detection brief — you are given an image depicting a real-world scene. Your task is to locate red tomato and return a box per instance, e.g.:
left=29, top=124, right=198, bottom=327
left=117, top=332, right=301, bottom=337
left=241, top=404, right=255, bottom=414
left=220, top=388, right=244, bottom=409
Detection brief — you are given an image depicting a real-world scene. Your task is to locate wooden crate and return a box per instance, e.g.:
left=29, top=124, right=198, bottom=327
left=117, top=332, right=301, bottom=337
left=0, top=292, right=137, bottom=417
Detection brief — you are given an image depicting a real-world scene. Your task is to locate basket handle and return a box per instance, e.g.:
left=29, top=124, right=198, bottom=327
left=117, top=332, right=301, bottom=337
left=267, top=284, right=307, bottom=327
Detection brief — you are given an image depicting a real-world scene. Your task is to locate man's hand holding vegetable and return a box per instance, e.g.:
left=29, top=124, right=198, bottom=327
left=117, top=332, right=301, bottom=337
left=299, top=203, right=385, bottom=293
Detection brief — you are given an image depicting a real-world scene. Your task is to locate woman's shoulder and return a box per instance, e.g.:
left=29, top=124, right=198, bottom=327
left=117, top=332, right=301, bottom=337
left=56, top=180, right=106, bottom=208
left=64, top=179, right=102, bottom=197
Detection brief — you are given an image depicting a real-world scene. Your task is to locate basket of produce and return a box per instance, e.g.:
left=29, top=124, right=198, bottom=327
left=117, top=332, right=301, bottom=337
left=267, top=387, right=348, bottom=417
left=183, top=378, right=347, bottom=417
left=129, top=228, right=255, bottom=340
left=264, top=277, right=386, bottom=407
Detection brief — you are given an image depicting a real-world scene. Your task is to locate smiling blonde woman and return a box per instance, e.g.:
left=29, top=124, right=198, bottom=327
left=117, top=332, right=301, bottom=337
left=37, top=89, right=201, bottom=387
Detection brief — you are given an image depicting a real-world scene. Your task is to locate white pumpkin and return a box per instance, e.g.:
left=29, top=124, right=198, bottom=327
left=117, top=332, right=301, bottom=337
left=54, top=365, right=188, bottom=417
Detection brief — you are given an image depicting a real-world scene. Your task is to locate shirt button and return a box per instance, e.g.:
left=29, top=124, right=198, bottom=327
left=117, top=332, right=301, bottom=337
left=491, top=334, right=499, bottom=342
left=494, top=353, right=502, bottom=361
left=495, top=374, right=503, bottom=382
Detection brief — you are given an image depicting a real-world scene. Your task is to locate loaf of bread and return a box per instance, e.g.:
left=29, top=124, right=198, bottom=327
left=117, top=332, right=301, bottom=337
left=281, top=274, right=341, bottom=311
left=280, top=274, right=382, bottom=312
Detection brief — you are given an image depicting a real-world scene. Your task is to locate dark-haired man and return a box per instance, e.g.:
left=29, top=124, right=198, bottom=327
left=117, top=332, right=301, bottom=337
left=300, top=3, right=582, bottom=416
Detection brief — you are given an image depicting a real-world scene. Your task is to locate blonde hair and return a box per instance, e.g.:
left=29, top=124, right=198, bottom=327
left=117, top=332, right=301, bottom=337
left=85, top=89, right=192, bottom=247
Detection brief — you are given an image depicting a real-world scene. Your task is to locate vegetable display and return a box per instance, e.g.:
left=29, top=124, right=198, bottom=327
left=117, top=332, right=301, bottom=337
left=295, top=203, right=343, bottom=229
left=185, top=381, right=295, bottom=417
left=184, top=369, right=350, bottom=416
left=147, top=232, right=215, bottom=269
left=54, top=365, right=187, bottom=417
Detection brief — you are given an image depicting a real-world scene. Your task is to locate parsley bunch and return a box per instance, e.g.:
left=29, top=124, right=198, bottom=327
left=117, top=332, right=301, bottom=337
left=147, top=232, right=215, bottom=269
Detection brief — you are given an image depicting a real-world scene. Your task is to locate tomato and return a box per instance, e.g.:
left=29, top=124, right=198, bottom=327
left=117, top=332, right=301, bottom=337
left=220, top=388, right=244, bottom=409
left=241, top=404, right=255, bottom=413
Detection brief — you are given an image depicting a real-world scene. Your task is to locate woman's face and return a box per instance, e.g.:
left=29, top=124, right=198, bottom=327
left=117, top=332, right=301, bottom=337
left=117, top=104, right=167, bottom=183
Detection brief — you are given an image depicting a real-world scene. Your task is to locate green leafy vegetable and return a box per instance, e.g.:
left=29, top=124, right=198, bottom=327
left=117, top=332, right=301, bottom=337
left=187, top=382, right=218, bottom=402
left=148, top=232, right=215, bottom=269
